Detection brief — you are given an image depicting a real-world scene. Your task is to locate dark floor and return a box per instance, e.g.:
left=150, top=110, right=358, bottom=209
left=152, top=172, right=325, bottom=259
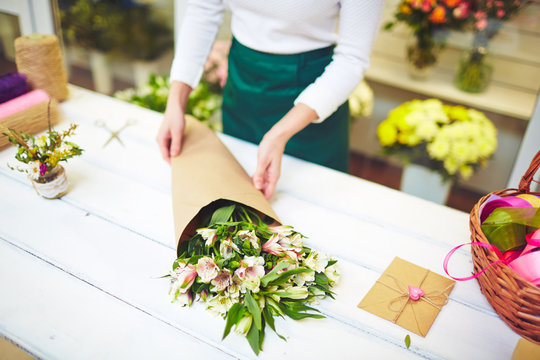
left=1, top=56, right=483, bottom=213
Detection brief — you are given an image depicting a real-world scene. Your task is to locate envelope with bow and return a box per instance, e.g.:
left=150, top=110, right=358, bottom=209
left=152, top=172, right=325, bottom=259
left=358, top=257, right=455, bottom=337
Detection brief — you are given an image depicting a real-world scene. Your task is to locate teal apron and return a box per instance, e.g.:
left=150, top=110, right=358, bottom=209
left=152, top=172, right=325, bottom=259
left=222, top=38, right=350, bottom=172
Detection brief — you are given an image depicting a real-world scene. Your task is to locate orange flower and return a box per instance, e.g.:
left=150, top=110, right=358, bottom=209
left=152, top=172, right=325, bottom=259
left=400, top=3, right=412, bottom=14
left=429, top=6, right=447, bottom=23
left=444, top=0, right=461, bottom=8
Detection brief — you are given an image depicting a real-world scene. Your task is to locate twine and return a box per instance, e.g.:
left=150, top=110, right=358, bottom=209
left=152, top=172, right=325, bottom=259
left=15, top=34, right=69, bottom=102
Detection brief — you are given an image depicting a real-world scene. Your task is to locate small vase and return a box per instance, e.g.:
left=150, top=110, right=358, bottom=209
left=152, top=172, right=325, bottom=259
left=400, top=163, right=451, bottom=204
left=454, top=46, right=493, bottom=93
left=30, top=165, right=69, bottom=199
left=406, top=32, right=441, bottom=80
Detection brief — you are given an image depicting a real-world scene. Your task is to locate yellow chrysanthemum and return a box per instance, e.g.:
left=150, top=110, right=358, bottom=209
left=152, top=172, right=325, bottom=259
left=377, top=121, right=398, bottom=146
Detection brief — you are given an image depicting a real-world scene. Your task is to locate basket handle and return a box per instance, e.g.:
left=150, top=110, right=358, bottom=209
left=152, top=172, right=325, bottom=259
left=518, top=150, right=540, bottom=193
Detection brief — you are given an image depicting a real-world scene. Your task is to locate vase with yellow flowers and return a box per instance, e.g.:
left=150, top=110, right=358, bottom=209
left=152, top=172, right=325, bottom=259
left=377, top=99, right=497, bottom=203
left=2, top=124, right=83, bottom=199
left=385, top=0, right=471, bottom=80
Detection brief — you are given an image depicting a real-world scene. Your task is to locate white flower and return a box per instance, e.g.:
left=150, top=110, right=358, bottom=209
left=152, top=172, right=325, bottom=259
left=35, top=135, right=47, bottom=148
left=206, top=293, right=234, bottom=316
left=324, top=263, right=340, bottom=285
left=303, top=250, right=329, bottom=273
left=196, top=257, right=219, bottom=283
left=293, top=269, right=315, bottom=286
left=58, top=143, right=73, bottom=153
left=240, top=275, right=261, bottom=293
left=27, top=161, right=41, bottom=180
left=234, top=315, right=253, bottom=335
left=276, top=285, right=309, bottom=300
left=235, top=256, right=265, bottom=293
left=237, top=230, right=259, bottom=250
left=171, top=291, right=192, bottom=307
left=269, top=225, right=294, bottom=236
left=169, top=261, right=197, bottom=295
left=219, top=237, right=240, bottom=259
left=196, top=228, right=217, bottom=247
left=211, top=268, right=232, bottom=292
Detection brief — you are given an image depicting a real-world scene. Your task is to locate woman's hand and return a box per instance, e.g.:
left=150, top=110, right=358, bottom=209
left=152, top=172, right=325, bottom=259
left=252, top=103, right=318, bottom=199
left=156, top=81, right=192, bottom=163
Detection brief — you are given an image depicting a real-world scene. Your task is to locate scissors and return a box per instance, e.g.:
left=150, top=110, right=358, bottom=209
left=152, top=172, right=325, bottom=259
left=95, top=118, right=137, bottom=148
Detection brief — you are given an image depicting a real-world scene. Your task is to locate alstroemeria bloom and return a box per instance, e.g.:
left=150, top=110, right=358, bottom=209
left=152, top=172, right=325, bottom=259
left=196, top=257, right=219, bottom=283
left=324, top=263, right=340, bottom=285
left=262, top=234, right=286, bottom=256
left=269, top=225, right=294, bottom=236
left=293, top=269, right=315, bottom=286
left=235, top=256, right=265, bottom=281
left=237, top=230, right=259, bottom=250
left=197, top=228, right=217, bottom=247
left=220, top=237, right=240, bottom=259
left=276, top=285, right=309, bottom=300
left=172, top=291, right=193, bottom=307
left=303, top=250, right=329, bottom=273
left=211, top=268, right=232, bottom=292
left=234, top=315, right=253, bottom=335
left=206, top=293, right=234, bottom=316
left=170, top=262, right=197, bottom=294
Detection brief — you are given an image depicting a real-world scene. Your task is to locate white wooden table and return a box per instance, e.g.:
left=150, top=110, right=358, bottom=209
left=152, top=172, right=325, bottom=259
left=0, top=86, right=522, bottom=359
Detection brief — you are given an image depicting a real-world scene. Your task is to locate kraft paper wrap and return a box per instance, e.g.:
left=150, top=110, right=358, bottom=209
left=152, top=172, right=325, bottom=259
left=358, top=257, right=455, bottom=337
left=171, top=116, right=279, bottom=256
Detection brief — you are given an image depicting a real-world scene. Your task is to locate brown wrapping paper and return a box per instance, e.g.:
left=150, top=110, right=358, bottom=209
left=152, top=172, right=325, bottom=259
left=171, top=116, right=279, bottom=255
left=358, top=257, right=455, bottom=337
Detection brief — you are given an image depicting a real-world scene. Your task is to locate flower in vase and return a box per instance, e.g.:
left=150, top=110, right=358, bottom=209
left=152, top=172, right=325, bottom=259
left=27, top=161, right=41, bottom=180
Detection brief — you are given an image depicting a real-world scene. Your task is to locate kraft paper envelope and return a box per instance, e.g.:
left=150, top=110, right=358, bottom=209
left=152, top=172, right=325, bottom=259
left=358, top=257, right=455, bottom=337
left=171, top=115, right=279, bottom=256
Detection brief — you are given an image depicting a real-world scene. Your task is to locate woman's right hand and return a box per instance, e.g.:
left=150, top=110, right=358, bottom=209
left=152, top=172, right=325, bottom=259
left=156, top=81, right=192, bottom=163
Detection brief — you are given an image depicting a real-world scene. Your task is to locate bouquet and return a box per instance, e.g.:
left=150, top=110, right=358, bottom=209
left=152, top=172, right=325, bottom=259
left=1, top=123, right=83, bottom=182
left=114, top=74, right=222, bottom=129
left=349, top=80, right=374, bottom=120
left=454, top=0, right=531, bottom=92
left=377, top=98, right=497, bottom=181
left=168, top=200, right=339, bottom=355
left=385, top=0, right=471, bottom=75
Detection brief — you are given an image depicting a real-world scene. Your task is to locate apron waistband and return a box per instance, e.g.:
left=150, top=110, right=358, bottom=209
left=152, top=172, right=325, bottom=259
left=230, top=37, right=335, bottom=65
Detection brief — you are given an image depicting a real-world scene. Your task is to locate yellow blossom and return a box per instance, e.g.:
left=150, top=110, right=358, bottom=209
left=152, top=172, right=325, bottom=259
left=377, top=122, right=398, bottom=146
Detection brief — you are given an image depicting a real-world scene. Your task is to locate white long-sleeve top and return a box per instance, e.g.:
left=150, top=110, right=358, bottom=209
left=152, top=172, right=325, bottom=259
left=170, top=0, right=385, bottom=122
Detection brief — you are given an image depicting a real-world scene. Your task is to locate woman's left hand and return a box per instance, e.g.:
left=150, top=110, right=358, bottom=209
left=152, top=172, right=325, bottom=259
left=252, top=103, right=319, bottom=199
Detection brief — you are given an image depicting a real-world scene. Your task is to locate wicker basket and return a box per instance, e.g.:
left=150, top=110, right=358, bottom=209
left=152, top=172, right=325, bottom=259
left=469, top=150, right=540, bottom=344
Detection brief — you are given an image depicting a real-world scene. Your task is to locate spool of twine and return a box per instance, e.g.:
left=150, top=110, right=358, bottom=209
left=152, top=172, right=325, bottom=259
left=15, top=34, right=69, bottom=102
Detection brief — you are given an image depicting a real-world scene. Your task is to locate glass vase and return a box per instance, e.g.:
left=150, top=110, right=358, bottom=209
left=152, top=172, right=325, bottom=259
left=454, top=46, right=493, bottom=93
left=30, top=165, right=70, bottom=199
left=406, top=32, right=441, bottom=80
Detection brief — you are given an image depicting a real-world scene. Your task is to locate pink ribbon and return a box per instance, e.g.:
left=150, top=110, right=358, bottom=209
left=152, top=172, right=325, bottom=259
left=444, top=229, right=540, bottom=285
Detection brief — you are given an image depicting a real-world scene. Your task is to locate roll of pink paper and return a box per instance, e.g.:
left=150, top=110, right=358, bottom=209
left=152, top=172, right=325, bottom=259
left=480, top=195, right=532, bottom=223
left=508, top=230, right=540, bottom=286
left=0, top=89, right=50, bottom=119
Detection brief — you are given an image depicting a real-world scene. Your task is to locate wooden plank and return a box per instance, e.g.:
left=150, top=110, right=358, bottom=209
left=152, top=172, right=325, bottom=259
left=0, top=239, right=236, bottom=360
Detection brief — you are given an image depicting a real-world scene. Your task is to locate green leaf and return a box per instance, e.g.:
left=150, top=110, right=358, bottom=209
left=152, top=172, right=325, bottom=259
left=246, top=321, right=261, bottom=355
left=209, top=204, right=236, bottom=226
left=405, top=334, right=411, bottom=349
left=267, top=268, right=313, bottom=287
left=315, top=272, right=330, bottom=285
left=244, top=291, right=262, bottom=331
left=222, top=303, right=243, bottom=340
left=262, top=305, right=286, bottom=341
left=277, top=302, right=325, bottom=320
left=260, top=261, right=291, bottom=287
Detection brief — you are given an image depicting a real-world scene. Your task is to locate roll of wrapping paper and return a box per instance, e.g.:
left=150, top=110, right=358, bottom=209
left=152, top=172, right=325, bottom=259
left=0, top=90, right=60, bottom=149
left=0, top=72, right=28, bottom=104
left=14, top=34, right=69, bottom=102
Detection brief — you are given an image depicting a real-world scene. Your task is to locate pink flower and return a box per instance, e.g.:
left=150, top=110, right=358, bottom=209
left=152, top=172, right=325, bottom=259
left=234, top=256, right=265, bottom=281
left=475, top=10, right=487, bottom=19
left=170, top=262, right=197, bottom=294
left=495, top=1, right=504, bottom=7
left=421, top=0, right=432, bottom=12
left=453, top=3, right=470, bottom=19
left=476, top=18, right=488, bottom=30
left=196, top=257, right=219, bottom=283
left=497, top=9, right=505, bottom=18
left=411, top=0, right=422, bottom=9
left=211, top=268, right=232, bottom=292
left=39, top=163, right=47, bottom=177
left=262, top=234, right=286, bottom=256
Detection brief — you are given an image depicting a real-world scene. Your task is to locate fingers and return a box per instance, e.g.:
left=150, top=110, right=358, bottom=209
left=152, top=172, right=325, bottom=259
left=169, top=120, right=184, bottom=157
left=253, top=143, right=282, bottom=199
left=156, top=127, right=172, bottom=164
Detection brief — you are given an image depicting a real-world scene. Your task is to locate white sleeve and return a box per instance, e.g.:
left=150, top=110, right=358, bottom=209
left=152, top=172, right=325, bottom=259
left=294, top=0, right=385, bottom=123
left=170, top=0, right=226, bottom=88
